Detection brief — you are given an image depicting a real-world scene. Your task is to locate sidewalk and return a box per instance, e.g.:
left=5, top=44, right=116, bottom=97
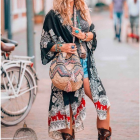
left=1, top=11, right=139, bottom=140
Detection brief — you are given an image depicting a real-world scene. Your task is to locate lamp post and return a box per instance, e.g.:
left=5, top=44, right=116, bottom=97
left=26, top=0, right=36, bottom=68
left=6, top=0, right=12, bottom=39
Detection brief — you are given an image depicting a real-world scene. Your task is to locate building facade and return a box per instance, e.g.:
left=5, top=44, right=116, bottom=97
left=1, top=0, right=111, bottom=35
left=1, top=0, right=47, bottom=34
left=12, top=0, right=27, bottom=33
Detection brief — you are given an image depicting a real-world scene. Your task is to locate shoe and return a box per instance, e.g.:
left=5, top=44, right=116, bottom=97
left=72, top=129, right=75, bottom=139
left=118, top=39, right=121, bottom=42
left=62, top=133, right=74, bottom=140
left=114, top=34, right=118, bottom=40
left=98, top=127, right=112, bottom=140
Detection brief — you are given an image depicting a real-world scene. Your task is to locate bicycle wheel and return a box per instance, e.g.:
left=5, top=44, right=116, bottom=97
left=27, top=65, right=38, bottom=99
left=1, top=66, right=34, bottom=126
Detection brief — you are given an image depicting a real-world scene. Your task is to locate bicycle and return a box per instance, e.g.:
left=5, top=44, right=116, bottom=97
left=1, top=38, right=38, bottom=85
left=1, top=38, right=38, bottom=126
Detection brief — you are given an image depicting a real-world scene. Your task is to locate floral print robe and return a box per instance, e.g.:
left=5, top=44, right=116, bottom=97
left=40, top=9, right=110, bottom=140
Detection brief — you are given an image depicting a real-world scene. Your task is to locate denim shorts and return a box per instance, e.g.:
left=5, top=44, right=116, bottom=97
left=80, top=58, right=88, bottom=78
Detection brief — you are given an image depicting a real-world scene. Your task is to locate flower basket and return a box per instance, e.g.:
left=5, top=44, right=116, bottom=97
left=34, top=10, right=44, bottom=24
left=94, top=2, right=109, bottom=12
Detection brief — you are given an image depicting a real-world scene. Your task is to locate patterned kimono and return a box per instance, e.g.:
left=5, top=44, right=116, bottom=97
left=40, top=9, right=110, bottom=140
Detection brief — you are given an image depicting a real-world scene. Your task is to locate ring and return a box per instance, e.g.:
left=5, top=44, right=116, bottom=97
left=71, top=45, right=75, bottom=49
left=75, top=30, right=79, bottom=34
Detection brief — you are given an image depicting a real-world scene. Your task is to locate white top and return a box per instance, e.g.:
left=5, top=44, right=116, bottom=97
left=127, top=0, right=139, bottom=16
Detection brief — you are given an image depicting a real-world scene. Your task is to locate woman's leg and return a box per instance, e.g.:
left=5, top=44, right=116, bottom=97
left=83, top=78, right=110, bottom=130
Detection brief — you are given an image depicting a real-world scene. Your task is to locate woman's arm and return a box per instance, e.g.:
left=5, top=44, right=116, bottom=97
left=71, top=7, right=96, bottom=42
left=71, top=27, right=93, bottom=42
left=40, top=10, right=78, bottom=65
left=50, top=43, right=77, bottom=54
left=71, top=6, right=97, bottom=52
left=84, top=32, right=94, bottom=42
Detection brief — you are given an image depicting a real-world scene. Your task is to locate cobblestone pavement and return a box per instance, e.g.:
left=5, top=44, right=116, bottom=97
left=1, top=11, right=139, bottom=140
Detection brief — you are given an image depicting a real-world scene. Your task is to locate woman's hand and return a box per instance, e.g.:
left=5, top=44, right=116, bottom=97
left=71, top=26, right=85, bottom=40
left=61, top=43, right=77, bottom=54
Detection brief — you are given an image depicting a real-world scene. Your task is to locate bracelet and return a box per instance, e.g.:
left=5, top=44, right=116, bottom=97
left=81, top=33, right=88, bottom=41
left=58, top=44, right=62, bottom=52
left=55, top=43, right=62, bottom=52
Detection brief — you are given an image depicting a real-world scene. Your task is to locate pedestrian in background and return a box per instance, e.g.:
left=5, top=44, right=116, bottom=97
left=110, top=0, right=128, bottom=42
left=127, top=0, right=139, bottom=37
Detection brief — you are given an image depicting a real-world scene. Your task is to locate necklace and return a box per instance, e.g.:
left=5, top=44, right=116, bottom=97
left=76, top=15, right=83, bottom=47
left=71, top=7, right=86, bottom=59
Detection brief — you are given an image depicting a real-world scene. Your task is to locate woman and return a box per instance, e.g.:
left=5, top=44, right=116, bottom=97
left=40, top=0, right=111, bottom=139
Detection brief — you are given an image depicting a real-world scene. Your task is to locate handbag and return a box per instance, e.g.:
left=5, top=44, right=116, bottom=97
left=49, top=6, right=84, bottom=92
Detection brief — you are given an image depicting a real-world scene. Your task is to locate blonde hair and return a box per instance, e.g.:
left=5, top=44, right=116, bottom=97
left=53, top=0, right=89, bottom=26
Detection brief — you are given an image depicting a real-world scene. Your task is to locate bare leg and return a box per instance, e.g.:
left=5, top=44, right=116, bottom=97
left=83, top=78, right=110, bottom=130
left=61, top=105, right=73, bottom=135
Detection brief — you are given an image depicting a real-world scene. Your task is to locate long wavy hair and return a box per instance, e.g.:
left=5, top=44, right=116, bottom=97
left=53, top=0, right=88, bottom=25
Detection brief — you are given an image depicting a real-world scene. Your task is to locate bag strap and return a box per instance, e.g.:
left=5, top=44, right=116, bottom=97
left=63, top=6, right=77, bottom=58
left=73, top=6, right=77, bottom=43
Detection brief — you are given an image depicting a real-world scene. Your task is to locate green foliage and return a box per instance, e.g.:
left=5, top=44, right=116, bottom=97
left=95, top=2, right=108, bottom=7
left=35, top=10, right=44, bottom=16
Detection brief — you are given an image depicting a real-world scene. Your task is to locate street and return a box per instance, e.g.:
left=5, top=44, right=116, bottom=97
left=1, top=11, right=139, bottom=140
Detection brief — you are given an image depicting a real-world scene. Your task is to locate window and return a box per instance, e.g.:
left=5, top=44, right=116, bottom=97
left=12, top=0, right=26, bottom=14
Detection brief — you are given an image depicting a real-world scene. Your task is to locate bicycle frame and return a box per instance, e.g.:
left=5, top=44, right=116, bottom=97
left=1, top=58, right=37, bottom=101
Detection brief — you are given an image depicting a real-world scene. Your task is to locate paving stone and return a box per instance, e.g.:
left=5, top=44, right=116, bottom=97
left=1, top=11, right=139, bottom=140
